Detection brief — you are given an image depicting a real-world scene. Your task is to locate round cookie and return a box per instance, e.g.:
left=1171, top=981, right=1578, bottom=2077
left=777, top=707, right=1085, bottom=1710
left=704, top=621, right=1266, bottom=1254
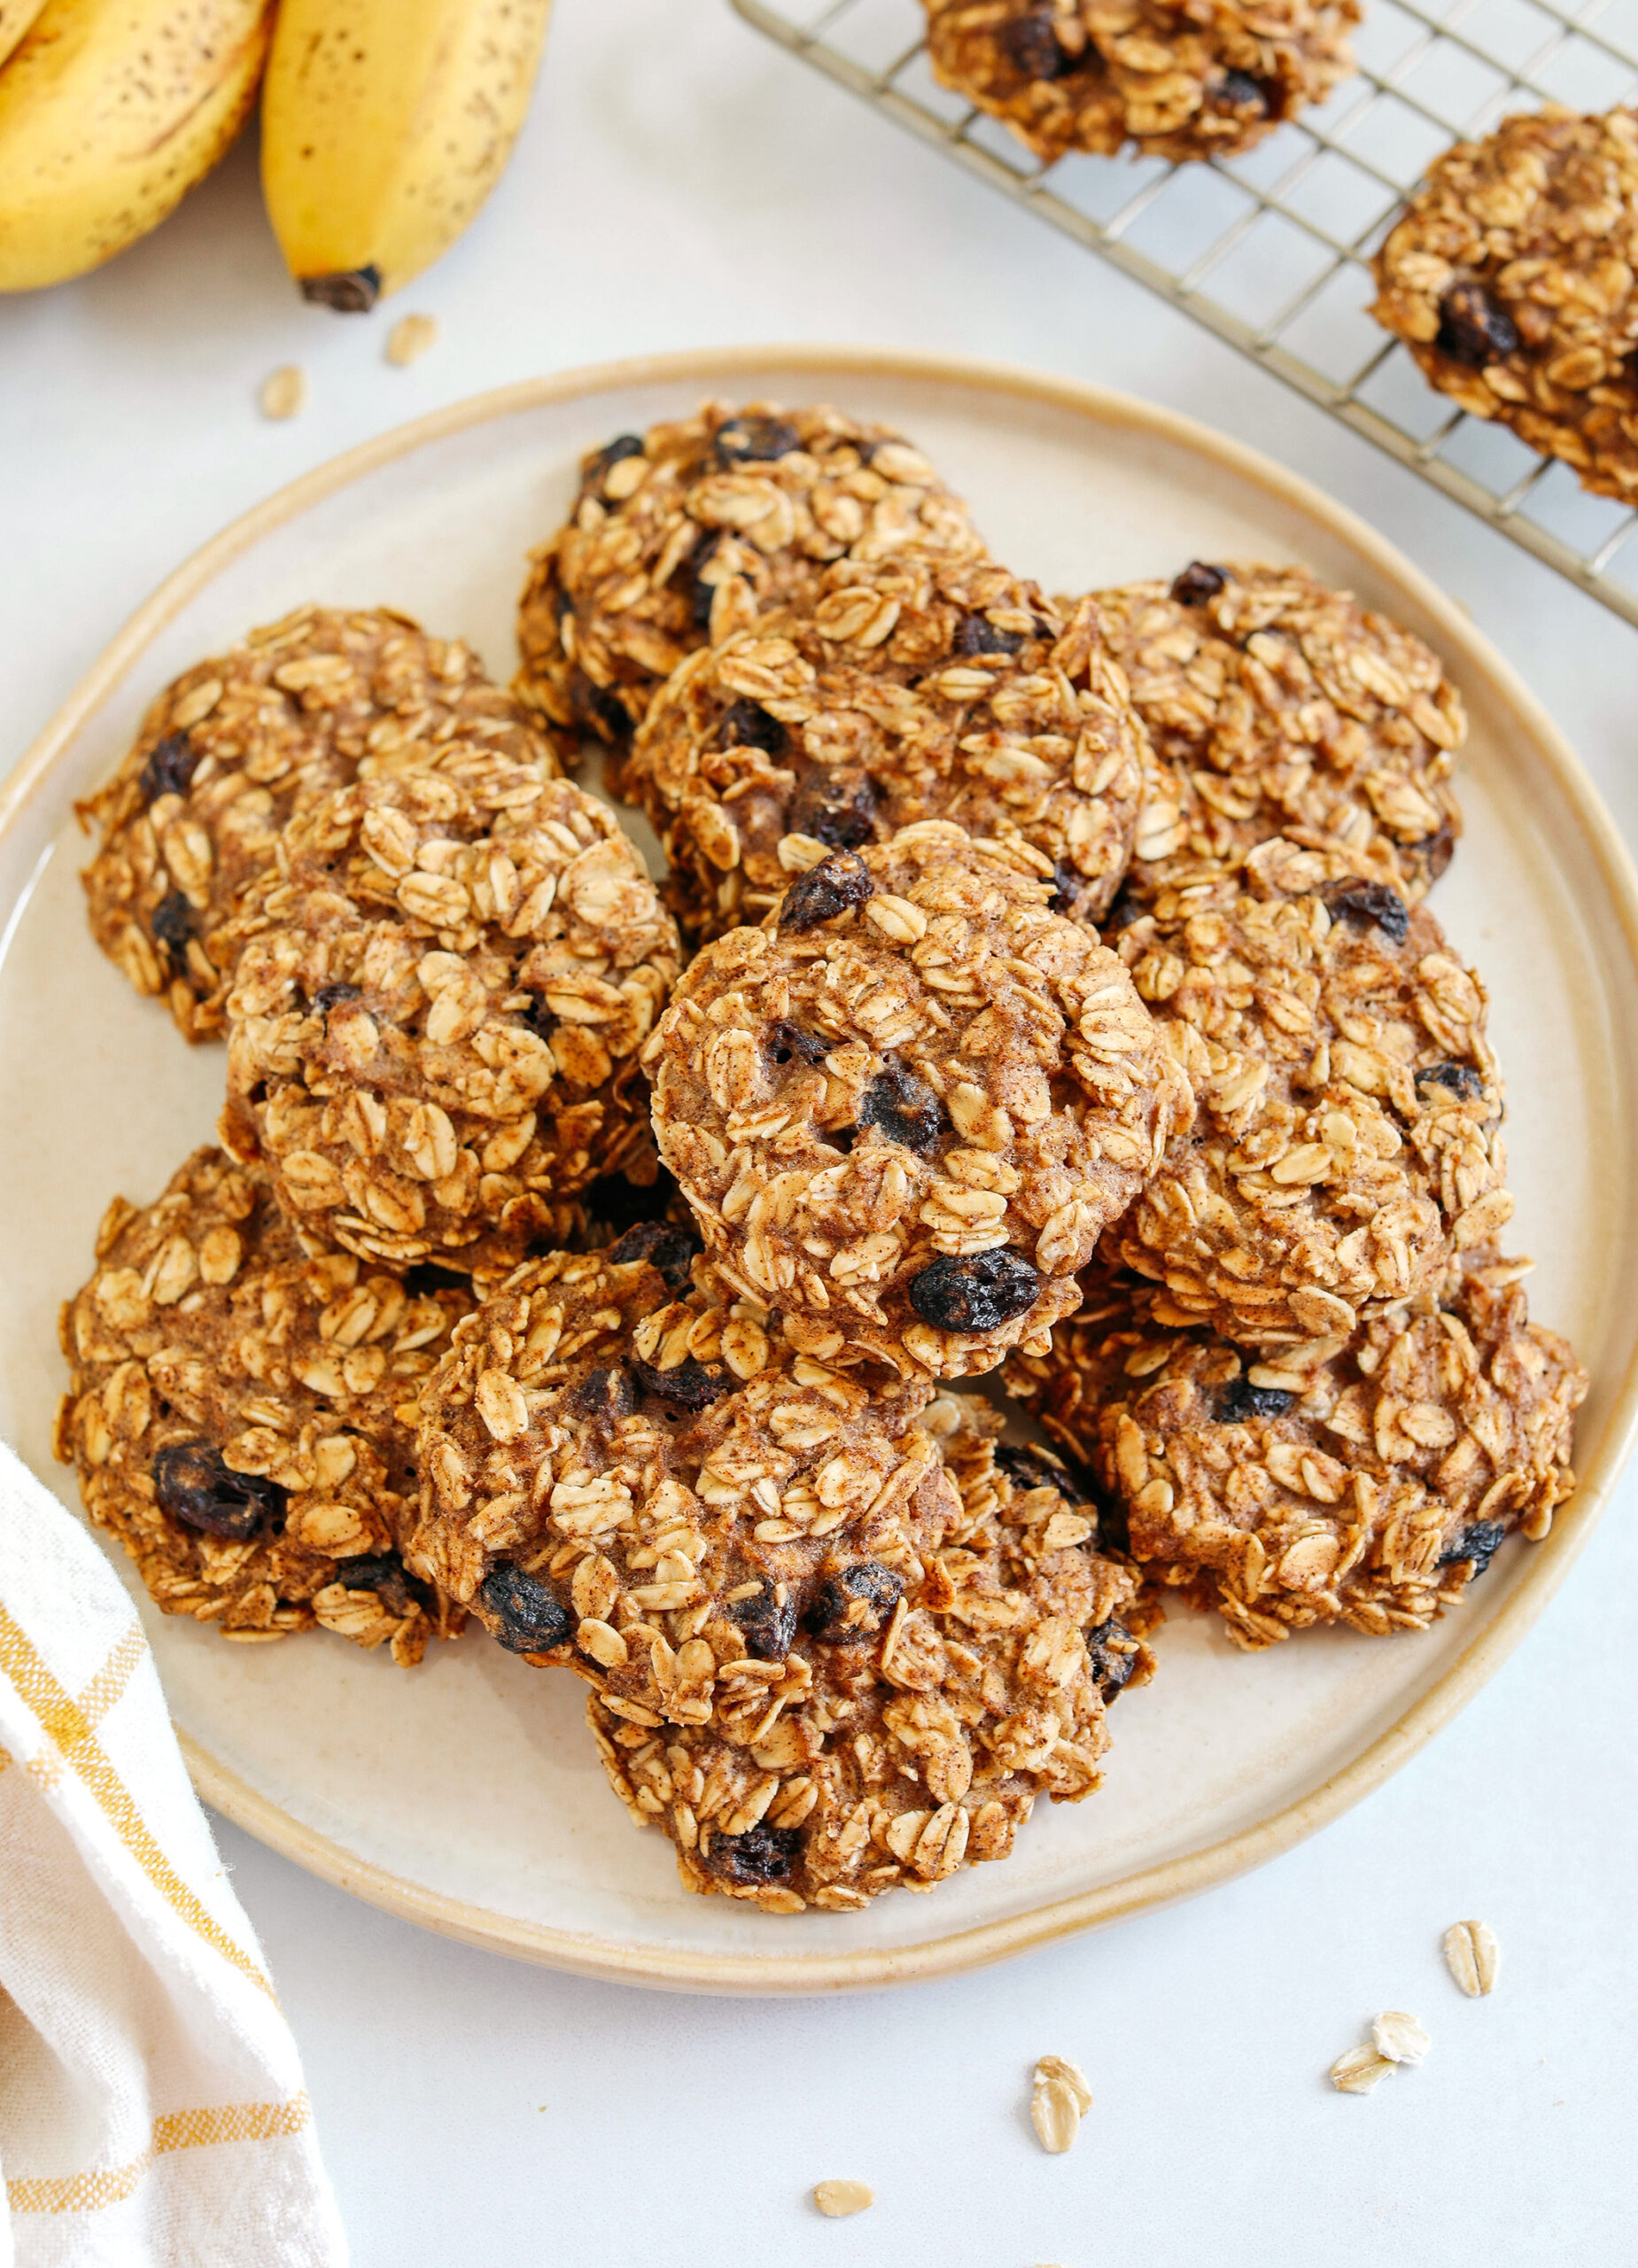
left=221, top=768, right=679, bottom=1272
left=924, top=0, right=1359, bottom=167
left=79, top=606, right=563, bottom=1042
left=407, top=1239, right=943, bottom=1684
left=624, top=557, right=1147, bottom=940
left=1371, top=107, right=1638, bottom=506
left=54, top=1146, right=470, bottom=1663
left=1005, top=1249, right=1587, bottom=1647
left=592, top=1393, right=1151, bottom=1912
left=1106, top=854, right=1510, bottom=1344
left=1097, top=563, right=1464, bottom=906
left=646, top=825, right=1195, bottom=1380
left=515, top=402, right=986, bottom=749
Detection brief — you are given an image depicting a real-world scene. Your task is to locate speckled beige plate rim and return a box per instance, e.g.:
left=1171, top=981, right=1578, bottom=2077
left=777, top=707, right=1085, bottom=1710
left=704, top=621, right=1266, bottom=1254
left=7, top=345, right=1637, bottom=1996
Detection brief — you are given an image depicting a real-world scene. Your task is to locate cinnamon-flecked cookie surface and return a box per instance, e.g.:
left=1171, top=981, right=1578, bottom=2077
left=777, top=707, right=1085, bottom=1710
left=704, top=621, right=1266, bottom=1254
left=1097, top=563, right=1463, bottom=905
left=647, top=826, right=1194, bottom=1379
left=56, top=1146, right=470, bottom=1661
left=1006, top=1250, right=1586, bottom=1646
left=1372, top=107, right=1638, bottom=505
left=590, top=1394, right=1152, bottom=1911
left=925, top=0, right=1359, bottom=166
left=1106, top=858, right=1509, bottom=1343
left=515, top=402, right=985, bottom=749
left=221, top=771, right=679, bottom=1271
left=624, top=559, right=1146, bottom=941
left=80, top=606, right=564, bottom=1041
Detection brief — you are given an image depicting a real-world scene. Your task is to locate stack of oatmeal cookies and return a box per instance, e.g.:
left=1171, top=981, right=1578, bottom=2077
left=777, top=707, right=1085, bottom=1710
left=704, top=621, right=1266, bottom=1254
left=58, top=400, right=1585, bottom=1915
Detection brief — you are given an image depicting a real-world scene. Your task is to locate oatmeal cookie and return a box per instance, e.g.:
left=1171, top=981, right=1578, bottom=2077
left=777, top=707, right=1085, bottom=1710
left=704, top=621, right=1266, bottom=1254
left=79, top=607, right=563, bottom=1043
left=592, top=1393, right=1152, bottom=1911
left=646, top=825, right=1195, bottom=1381
left=1097, top=564, right=1464, bottom=905
left=925, top=0, right=1359, bottom=167
left=624, top=559, right=1146, bottom=940
left=54, top=1146, right=470, bottom=1663
left=1106, top=851, right=1510, bottom=1342
left=1006, top=1249, right=1587, bottom=1647
left=515, top=403, right=986, bottom=749
left=1371, top=107, right=1638, bottom=505
left=408, top=1237, right=942, bottom=1700
left=221, top=769, right=679, bottom=1272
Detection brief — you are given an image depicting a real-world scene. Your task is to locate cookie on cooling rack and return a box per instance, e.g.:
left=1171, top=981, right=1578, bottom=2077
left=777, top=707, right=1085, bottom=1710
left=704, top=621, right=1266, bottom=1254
left=55, top=1146, right=471, bottom=1663
left=1372, top=106, right=1638, bottom=506
left=78, top=607, right=564, bottom=1042
left=923, top=0, right=1360, bottom=167
left=515, top=402, right=985, bottom=750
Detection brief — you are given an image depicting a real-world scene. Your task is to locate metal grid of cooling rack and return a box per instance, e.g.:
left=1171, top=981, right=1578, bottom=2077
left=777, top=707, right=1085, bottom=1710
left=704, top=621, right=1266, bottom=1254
left=731, top=0, right=1638, bottom=628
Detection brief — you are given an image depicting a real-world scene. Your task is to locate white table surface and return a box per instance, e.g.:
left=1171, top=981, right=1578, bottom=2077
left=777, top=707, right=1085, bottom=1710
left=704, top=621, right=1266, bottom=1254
left=4, top=4, right=1635, bottom=2261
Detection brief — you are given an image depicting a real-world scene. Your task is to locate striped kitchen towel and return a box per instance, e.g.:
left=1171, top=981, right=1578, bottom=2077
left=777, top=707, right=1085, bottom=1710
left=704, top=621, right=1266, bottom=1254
left=0, top=1439, right=347, bottom=2267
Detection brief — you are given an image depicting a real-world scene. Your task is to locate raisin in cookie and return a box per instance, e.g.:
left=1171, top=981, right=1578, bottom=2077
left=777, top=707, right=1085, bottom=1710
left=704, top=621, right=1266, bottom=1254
left=624, top=559, right=1146, bottom=941
left=221, top=770, right=679, bottom=1272
left=1005, top=1250, right=1586, bottom=1647
left=79, top=607, right=564, bottom=1042
left=646, top=825, right=1195, bottom=1381
left=515, top=403, right=986, bottom=749
left=925, top=0, right=1359, bottom=167
left=54, top=1146, right=470, bottom=1663
left=593, top=1393, right=1151, bottom=1912
left=1097, top=563, right=1463, bottom=905
left=1107, top=857, right=1510, bottom=1344
left=1371, top=107, right=1638, bottom=506
left=407, top=1243, right=943, bottom=1709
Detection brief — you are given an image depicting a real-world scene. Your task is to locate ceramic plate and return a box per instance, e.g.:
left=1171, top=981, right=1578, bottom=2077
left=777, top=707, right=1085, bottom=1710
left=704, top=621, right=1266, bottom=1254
left=4, top=348, right=1636, bottom=1993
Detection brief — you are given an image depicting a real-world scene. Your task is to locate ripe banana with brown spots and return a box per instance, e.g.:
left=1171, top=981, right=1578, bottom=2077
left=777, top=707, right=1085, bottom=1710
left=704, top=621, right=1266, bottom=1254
left=260, top=0, right=555, bottom=311
left=0, top=0, right=50, bottom=73
left=0, top=0, right=273, bottom=291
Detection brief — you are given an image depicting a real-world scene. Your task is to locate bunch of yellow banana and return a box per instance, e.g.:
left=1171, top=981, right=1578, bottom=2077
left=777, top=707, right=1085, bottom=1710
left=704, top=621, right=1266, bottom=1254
left=0, top=0, right=554, bottom=302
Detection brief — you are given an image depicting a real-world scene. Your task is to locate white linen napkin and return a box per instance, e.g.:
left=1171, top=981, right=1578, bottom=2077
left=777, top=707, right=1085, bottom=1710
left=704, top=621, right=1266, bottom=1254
left=0, top=1439, right=348, bottom=2268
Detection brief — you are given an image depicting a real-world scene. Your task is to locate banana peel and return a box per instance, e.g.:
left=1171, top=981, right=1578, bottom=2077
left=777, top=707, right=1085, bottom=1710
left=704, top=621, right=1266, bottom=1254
left=260, top=0, right=555, bottom=310
left=0, top=0, right=273, bottom=293
left=0, top=0, right=49, bottom=74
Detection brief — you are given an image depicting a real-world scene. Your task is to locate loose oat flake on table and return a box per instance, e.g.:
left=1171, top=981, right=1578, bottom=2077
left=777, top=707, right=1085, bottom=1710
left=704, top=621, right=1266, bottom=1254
left=1371, top=106, right=1638, bottom=506
left=1101, top=847, right=1510, bottom=1344
left=646, top=823, right=1194, bottom=1381
left=220, top=769, right=679, bottom=1272
left=812, top=2181, right=874, bottom=2218
left=923, top=0, right=1360, bottom=167
left=1005, top=1246, right=1585, bottom=1646
left=587, top=1394, right=1153, bottom=1910
left=1030, top=2054, right=1093, bottom=2153
left=1444, top=1917, right=1500, bottom=1995
left=1372, top=2010, right=1431, bottom=2063
left=55, top=1146, right=470, bottom=1662
left=514, top=401, right=985, bottom=749
left=1095, top=563, right=1463, bottom=905
left=79, top=605, right=565, bottom=1042
left=622, top=554, right=1148, bottom=941
left=1330, top=2042, right=1394, bottom=2093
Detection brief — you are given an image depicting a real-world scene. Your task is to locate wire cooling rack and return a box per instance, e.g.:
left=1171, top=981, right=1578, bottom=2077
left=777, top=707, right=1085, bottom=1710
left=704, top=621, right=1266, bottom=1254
left=731, top=0, right=1638, bottom=627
